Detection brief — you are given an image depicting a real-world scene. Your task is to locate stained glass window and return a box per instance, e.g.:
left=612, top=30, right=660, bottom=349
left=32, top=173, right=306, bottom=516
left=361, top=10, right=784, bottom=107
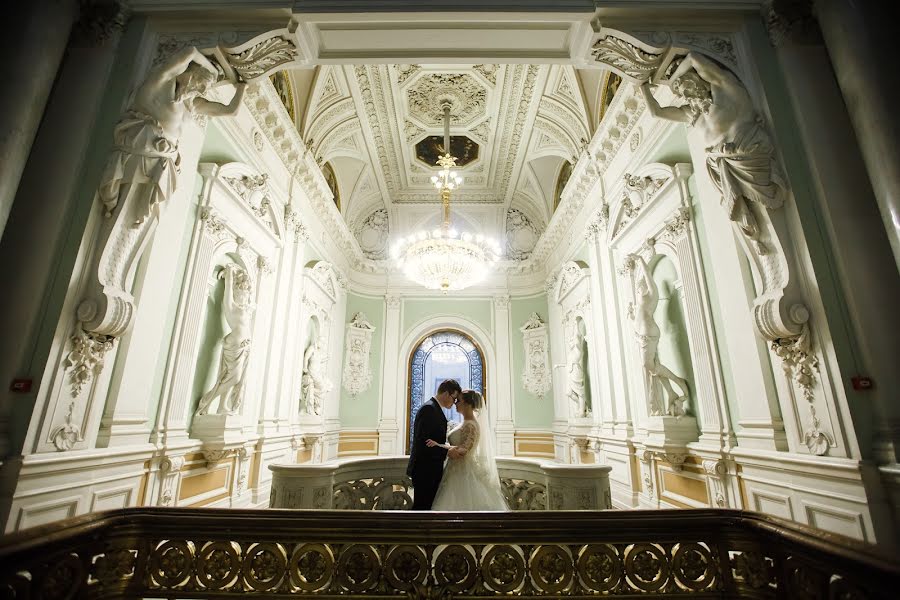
left=407, top=330, right=484, bottom=452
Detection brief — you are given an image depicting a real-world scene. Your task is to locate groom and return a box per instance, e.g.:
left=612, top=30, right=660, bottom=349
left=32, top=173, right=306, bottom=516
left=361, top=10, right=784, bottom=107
left=407, top=379, right=462, bottom=510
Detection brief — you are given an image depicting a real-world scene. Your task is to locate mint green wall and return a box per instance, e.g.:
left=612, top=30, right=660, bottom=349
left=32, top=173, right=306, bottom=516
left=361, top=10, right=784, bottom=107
left=339, top=294, right=385, bottom=428
left=510, top=294, right=554, bottom=428
left=402, top=298, right=493, bottom=338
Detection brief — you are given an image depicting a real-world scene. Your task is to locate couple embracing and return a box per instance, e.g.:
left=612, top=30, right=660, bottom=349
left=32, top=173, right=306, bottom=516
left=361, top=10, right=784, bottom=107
left=406, top=379, right=508, bottom=511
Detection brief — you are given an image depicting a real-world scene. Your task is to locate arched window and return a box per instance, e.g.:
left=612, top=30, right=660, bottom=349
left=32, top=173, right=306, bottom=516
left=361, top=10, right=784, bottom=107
left=553, top=160, right=573, bottom=213
left=407, top=330, right=485, bottom=452
left=322, top=162, right=340, bottom=210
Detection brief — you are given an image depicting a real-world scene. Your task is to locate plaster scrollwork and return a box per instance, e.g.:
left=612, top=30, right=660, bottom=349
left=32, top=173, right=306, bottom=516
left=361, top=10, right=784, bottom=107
left=473, top=64, right=499, bottom=85
left=307, top=261, right=343, bottom=302
left=353, top=208, right=389, bottom=260
left=591, top=35, right=664, bottom=81
left=64, top=327, right=116, bottom=398
left=520, top=313, right=552, bottom=398
left=342, top=313, right=375, bottom=398
left=612, top=172, right=668, bottom=238
left=556, top=262, right=589, bottom=303
left=505, top=208, right=540, bottom=261
left=257, top=255, right=272, bottom=275
left=395, top=64, right=421, bottom=86
left=702, top=459, right=729, bottom=507
left=284, top=206, right=309, bottom=242
left=406, top=73, right=487, bottom=127
left=584, top=204, right=610, bottom=242
left=200, top=207, right=229, bottom=240
left=158, top=455, right=185, bottom=507
left=213, top=33, right=300, bottom=82
left=202, top=448, right=230, bottom=467
left=771, top=320, right=831, bottom=455
left=661, top=207, right=692, bottom=240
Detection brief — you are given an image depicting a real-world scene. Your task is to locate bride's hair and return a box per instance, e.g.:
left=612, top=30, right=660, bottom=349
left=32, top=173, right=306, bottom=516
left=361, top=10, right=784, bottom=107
left=460, top=389, right=483, bottom=410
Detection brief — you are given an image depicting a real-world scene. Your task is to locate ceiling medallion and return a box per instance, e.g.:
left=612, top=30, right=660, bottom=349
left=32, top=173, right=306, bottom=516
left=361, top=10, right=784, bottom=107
left=392, top=103, right=501, bottom=293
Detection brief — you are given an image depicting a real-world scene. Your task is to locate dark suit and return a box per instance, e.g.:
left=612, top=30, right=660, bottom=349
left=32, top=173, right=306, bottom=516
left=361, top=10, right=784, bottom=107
left=407, top=397, right=448, bottom=510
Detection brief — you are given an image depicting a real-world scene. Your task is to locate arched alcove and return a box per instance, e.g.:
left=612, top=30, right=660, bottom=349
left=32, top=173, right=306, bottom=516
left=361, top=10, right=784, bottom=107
left=406, top=330, right=485, bottom=453
left=650, top=254, right=695, bottom=418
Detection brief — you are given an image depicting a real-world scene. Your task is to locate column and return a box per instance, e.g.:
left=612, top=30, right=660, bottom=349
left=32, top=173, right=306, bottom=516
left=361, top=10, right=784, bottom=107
left=492, top=295, right=515, bottom=456
left=815, top=0, right=900, bottom=271
left=275, top=217, right=308, bottom=434
left=586, top=228, right=617, bottom=436
left=0, top=0, right=80, bottom=240
left=768, top=9, right=900, bottom=462
left=377, top=295, right=402, bottom=455
left=0, top=2, right=129, bottom=458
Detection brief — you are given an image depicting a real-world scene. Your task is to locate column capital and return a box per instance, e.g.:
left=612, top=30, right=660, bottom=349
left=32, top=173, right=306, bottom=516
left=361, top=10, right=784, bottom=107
left=70, top=0, right=131, bottom=47
left=762, top=0, right=821, bottom=47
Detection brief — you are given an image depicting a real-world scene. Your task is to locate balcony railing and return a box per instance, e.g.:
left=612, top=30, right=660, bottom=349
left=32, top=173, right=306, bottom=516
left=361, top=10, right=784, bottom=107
left=1, top=508, right=898, bottom=598
left=269, top=456, right=613, bottom=510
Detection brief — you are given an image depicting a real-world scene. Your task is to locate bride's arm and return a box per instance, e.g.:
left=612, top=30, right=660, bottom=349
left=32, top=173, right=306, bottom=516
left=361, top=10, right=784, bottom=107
left=425, top=438, right=451, bottom=450
left=454, top=422, right=478, bottom=457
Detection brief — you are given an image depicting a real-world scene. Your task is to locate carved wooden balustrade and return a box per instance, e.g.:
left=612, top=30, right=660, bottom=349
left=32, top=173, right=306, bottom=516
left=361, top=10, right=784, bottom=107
left=268, top=456, right=613, bottom=510
left=1, top=508, right=898, bottom=599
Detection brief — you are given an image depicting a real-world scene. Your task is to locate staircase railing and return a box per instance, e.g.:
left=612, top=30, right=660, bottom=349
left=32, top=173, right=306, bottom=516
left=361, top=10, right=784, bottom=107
left=1, top=508, right=897, bottom=598
left=269, top=456, right=613, bottom=510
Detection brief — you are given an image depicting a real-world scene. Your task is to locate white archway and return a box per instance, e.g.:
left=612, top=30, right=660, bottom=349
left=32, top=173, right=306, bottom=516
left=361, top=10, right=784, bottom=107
left=388, top=315, right=499, bottom=455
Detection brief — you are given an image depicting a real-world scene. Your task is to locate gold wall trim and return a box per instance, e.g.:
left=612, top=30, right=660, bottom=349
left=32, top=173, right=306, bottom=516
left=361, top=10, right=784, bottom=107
left=178, top=467, right=229, bottom=501
left=338, top=431, right=379, bottom=456
left=514, top=432, right=555, bottom=458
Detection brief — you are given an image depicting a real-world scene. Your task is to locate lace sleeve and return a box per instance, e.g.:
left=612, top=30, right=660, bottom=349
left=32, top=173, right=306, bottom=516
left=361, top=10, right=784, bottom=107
left=456, top=421, right=479, bottom=454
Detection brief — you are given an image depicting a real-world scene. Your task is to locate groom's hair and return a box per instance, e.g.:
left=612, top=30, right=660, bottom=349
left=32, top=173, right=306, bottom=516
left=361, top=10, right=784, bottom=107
left=437, top=379, right=462, bottom=395
left=460, top=389, right=483, bottom=409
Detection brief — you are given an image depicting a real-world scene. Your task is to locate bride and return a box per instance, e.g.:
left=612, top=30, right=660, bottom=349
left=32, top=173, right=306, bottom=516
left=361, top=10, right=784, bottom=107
left=426, top=389, right=509, bottom=511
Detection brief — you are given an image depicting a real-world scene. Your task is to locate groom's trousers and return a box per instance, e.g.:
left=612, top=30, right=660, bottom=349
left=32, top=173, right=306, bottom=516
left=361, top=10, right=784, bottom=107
left=411, top=470, right=443, bottom=510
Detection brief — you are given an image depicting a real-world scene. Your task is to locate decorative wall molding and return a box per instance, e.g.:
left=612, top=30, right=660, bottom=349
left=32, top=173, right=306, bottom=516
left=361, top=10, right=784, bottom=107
left=342, top=313, right=375, bottom=398
left=520, top=313, right=551, bottom=398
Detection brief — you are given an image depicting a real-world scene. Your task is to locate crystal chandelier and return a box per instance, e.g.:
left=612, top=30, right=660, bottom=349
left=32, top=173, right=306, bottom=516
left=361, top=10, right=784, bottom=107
left=391, top=103, right=502, bottom=293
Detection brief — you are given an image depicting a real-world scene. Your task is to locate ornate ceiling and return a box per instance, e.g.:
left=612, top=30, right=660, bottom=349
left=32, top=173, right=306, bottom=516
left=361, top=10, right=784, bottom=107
left=294, top=63, right=599, bottom=262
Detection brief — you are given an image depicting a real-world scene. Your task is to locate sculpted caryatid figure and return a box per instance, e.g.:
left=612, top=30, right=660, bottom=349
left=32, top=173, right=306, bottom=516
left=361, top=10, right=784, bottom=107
left=196, top=264, right=254, bottom=416
left=640, top=52, right=783, bottom=254
left=627, top=254, right=689, bottom=417
left=100, top=47, right=246, bottom=226
left=81, top=48, right=247, bottom=338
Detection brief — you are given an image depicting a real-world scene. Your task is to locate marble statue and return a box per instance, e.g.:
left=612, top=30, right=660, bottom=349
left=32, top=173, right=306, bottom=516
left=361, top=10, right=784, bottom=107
left=100, top=47, right=246, bottom=226
left=300, top=340, right=326, bottom=415
left=78, top=47, right=248, bottom=340
left=197, top=264, right=254, bottom=416
left=640, top=52, right=783, bottom=254
left=566, top=329, right=588, bottom=417
left=627, top=254, right=689, bottom=417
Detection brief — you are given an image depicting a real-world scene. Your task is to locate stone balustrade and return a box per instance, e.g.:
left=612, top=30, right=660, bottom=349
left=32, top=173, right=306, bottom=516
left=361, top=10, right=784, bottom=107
left=268, top=456, right=612, bottom=510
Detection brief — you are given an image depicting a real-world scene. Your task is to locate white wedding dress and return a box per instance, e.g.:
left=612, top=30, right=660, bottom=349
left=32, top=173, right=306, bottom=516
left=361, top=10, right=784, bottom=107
left=431, top=419, right=509, bottom=511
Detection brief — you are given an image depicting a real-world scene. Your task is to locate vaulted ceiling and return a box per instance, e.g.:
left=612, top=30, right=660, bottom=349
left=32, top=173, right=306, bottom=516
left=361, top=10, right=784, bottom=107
left=286, top=64, right=605, bottom=262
